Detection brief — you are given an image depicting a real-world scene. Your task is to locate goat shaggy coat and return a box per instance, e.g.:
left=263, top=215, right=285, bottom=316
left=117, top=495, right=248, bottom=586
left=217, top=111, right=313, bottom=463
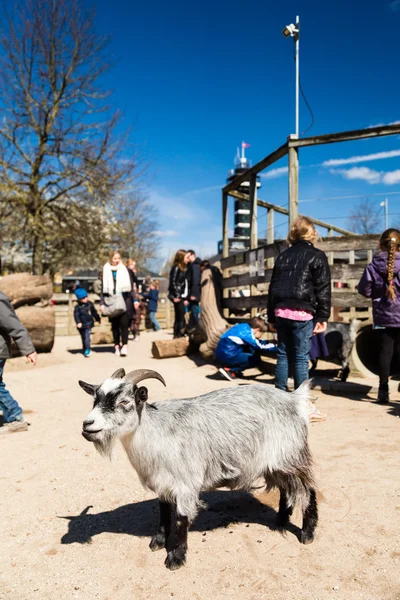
left=80, top=370, right=318, bottom=570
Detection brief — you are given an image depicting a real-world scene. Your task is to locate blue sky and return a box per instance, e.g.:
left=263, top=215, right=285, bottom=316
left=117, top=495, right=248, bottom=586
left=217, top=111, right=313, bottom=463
left=93, top=0, right=400, bottom=260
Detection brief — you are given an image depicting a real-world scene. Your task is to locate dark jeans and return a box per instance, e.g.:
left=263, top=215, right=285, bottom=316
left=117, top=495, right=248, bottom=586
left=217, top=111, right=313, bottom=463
left=217, top=348, right=261, bottom=373
left=188, top=301, right=200, bottom=327
left=275, top=318, right=314, bottom=391
left=378, top=327, right=400, bottom=390
left=79, top=327, right=91, bottom=351
left=0, top=359, right=23, bottom=423
left=173, top=300, right=185, bottom=338
left=111, top=312, right=130, bottom=346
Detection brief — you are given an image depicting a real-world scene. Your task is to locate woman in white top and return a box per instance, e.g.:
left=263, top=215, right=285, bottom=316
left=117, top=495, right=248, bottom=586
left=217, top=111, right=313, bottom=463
left=102, top=250, right=133, bottom=356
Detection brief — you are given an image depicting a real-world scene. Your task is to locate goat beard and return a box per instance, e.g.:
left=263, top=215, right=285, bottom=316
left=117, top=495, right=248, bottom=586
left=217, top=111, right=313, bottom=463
left=93, top=432, right=115, bottom=459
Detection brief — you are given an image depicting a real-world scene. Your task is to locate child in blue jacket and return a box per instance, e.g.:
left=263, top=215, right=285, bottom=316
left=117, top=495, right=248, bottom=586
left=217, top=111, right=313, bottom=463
left=74, top=288, right=100, bottom=357
left=143, top=280, right=161, bottom=331
left=216, top=317, right=276, bottom=381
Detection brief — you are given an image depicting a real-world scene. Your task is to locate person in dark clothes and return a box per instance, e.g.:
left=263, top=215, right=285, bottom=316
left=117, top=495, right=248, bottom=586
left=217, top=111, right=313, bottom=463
left=74, top=288, right=100, bottom=357
left=185, top=250, right=202, bottom=326
left=358, top=228, right=400, bottom=403
left=102, top=250, right=133, bottom=356
left=126, top=258, right=141, bottom=341
left=0, top=291, right=37, bottom=434
left=143, top=280, right=161, bottom=331
left=168, top=249, right=187, bottom=339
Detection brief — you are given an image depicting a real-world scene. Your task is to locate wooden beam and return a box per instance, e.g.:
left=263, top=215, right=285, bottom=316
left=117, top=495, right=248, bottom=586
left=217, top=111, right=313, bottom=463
left=249, top=175, right=258, bottom=250
left=222, top=143, right=288, bottom=193
left=229, top=190, right=354, bottom=235
left=221, top=240, right=287, bottom=270
left=223, top=290, right=371, bottom=311
left=222, top=191, right=229, bottom=259
left=267, top=208, right=274, bottom=269
left=288, top=123, right=400, bottom=149
left=288, top=145, right=299, bottom=227
left=317, top=235, right=379, bottom=252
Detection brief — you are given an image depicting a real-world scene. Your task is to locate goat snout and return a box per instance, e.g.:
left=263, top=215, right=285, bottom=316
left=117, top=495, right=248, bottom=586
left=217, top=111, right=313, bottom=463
left=82, top=419, right=103, bottom=441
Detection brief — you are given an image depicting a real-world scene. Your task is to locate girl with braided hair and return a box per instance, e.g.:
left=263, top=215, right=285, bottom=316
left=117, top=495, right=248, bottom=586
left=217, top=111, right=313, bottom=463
left=358, top=228, right=400, bottom=403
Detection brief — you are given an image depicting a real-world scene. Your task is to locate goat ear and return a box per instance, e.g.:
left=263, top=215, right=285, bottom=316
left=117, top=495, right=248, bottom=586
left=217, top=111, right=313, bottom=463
left=78, top=381, right=98, bottom=396
left=135, top=386, right=148, bottom=405
left=111, top=368, right=126, bottom=379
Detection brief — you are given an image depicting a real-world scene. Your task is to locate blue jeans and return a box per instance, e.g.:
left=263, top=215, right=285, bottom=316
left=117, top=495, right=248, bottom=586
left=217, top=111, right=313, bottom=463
left=275, top=318, right=314, bottom=391
left=0, top=359, right=23, bottom=423
left=189, top=301, right=200, bottom=326
left=79, top=327, right=91, bottom=351
left=216, top=347, right=261, bottom=373
left=149, top=311, right=161, bottom=331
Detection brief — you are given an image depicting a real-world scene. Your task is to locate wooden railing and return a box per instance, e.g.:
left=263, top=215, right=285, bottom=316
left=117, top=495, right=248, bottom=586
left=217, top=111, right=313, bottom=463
left=221, top=235, right=378, bottom=321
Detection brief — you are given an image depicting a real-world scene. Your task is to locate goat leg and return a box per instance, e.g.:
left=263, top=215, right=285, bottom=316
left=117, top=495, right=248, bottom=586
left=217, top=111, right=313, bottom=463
left=149, top=500, right=172, bottom=552
left=276, top=487, right=293, bottom=527
left=165, top=514, right=189, bottom=570
left=300, top=488, right=318, bottom=544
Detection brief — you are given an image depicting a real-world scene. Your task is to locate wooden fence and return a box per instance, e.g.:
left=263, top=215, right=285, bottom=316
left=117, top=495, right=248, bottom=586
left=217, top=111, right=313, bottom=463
left=221, top=234, right=378, bottom=322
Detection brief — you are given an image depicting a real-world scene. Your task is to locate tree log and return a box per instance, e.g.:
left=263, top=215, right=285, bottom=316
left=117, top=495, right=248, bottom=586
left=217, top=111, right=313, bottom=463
left=152, top=338, right=189, bottom=359
left=199, top=269, right=229, bottom=359
left=92, top=326, right=114, bottom=345
left=13, top=306, right=55, bottom=354
left=0, top=273, right=53, bottom=308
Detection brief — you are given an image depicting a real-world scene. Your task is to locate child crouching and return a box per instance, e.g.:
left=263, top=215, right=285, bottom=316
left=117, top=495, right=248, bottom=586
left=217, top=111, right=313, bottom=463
left=216, top=317, right=276, bottom=381
left=74, top=288, right=100, bottom=357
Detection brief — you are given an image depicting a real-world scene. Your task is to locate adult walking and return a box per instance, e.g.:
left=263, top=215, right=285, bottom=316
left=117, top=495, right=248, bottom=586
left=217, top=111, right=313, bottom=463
left=358, top=228, right=400, bottom=403
left=185, top=250, right=202, bottom=326
left=126, top=258, right=142, bottom=341
left=168, top=249, right=187, bottom=339
left=102, top=250, right=133, bottom=356
left=0, top=291, right=37, bottom=434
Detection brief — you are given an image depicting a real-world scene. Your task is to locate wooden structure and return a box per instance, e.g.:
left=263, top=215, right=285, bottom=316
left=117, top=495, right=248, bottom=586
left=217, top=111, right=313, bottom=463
left=221, top=123, right=400, bottom=319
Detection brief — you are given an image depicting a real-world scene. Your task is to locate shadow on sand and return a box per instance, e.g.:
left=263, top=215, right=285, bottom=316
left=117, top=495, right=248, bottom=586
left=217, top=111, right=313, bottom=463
left=60, top=490, right=301, bottom=546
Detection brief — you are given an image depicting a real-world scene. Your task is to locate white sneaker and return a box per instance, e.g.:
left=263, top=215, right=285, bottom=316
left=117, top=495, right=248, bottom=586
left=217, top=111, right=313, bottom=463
left=120, top=345, right=128, bottom=357
left=0, top=419, right=29, bottom=434
left=114, top=345, right=121, bottom=356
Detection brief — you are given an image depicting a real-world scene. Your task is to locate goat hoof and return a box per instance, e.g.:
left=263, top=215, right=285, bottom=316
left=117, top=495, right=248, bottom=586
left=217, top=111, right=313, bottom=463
left=300, top=531, right=315, bottom=545
left=165, top=551, right=186, bottom=571
left=149, top=534, right=165, bottom=552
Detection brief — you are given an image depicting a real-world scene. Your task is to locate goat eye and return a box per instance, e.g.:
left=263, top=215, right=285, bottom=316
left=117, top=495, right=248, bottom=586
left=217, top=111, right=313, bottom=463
left=119, top=400, right=131, bottom=407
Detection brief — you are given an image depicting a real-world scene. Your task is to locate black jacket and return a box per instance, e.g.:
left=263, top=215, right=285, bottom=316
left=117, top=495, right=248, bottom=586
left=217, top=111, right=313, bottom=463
left=186, top=257, right=202, bottom=302
left=74, top=301, right=100, bottom=329
left=168, top=265, right=187, bottom=300
left=267, top=241, right=331, bottom=323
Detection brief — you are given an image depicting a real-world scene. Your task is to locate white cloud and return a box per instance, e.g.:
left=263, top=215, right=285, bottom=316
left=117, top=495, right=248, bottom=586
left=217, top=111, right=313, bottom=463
left=322, top=149, right=400, bottom=167
left=382, top=170, right=400, bottom=185
left=330, top=166, right=382, bottom=184
left=153, top=229, right=178, bottom=237
left=261, top=167, right=288, bottom=179
left=181, top=185, right=221, bottom=196
left=389, top=0, right=400, bottom=11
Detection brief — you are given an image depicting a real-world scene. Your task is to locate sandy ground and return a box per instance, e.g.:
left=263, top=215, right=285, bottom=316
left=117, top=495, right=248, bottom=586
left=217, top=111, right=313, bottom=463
left=1, top=331, right=400, bottom=600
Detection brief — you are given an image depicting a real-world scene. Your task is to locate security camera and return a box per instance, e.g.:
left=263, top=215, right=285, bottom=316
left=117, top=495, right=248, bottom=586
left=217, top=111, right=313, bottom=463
left=282, top=23, right=298, bottom=38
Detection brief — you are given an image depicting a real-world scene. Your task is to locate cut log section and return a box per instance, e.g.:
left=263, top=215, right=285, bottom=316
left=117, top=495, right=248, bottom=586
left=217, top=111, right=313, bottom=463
left=198, top=269, right=229, bottom=359
left=0, top=274, right=53, bottom=308
left=14, top=306, right=55, bottom=354
left=92, top=327, right=114, bottom=345
left=152, top=337, right=189, bottom=359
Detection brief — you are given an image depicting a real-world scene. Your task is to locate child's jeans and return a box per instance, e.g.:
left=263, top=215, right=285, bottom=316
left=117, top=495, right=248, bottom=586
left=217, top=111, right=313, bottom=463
left=79, top=327, right=91, bottom=351
left=149, top=311, right=161, bottom=331
left=216, top=347, right=261, bottom=373
left=275, top=317, right=314, bottom=391
left=0, top=359, right=23, bottom=423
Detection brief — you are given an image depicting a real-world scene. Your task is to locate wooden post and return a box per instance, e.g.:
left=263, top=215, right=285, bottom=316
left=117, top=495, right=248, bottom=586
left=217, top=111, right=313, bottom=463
left=222, top=191, right=229, bottom=318
left=249, top=176, right=258, bottom=317
left=288, top=145, right=299, bottom=227
left=267, top=208, right=275, bottom=269
left=327, top=228, right=334, bottom=266
left=348, top=249, right=356, bottom=319
left=68, top=294, right=75, bottom=336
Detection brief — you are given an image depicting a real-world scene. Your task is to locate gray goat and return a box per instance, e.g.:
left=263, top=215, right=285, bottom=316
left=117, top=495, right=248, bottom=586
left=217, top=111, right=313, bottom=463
left=80, top=368, right=318, bottom=570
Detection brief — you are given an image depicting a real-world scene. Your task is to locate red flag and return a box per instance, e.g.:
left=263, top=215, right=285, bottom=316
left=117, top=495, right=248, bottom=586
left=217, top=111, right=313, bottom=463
left=242, top=142, right=250, bottom=148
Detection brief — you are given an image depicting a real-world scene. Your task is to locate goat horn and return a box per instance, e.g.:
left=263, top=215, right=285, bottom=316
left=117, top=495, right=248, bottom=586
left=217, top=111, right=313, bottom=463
left=111, top=368, right=126, bottom=379
left=124, top=369, right=166, bottom=387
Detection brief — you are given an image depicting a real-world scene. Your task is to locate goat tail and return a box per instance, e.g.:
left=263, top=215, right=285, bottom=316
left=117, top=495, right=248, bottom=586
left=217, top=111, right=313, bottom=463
left=349, top=318, right=362, bottom=343
left=291, top=379, right=312, bottom=424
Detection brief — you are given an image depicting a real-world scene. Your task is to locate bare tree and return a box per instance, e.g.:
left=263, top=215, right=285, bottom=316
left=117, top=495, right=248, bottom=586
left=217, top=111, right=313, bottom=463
left=0, top=0, right=141, bottom=274
left=347, top=199, right=381, bottom=234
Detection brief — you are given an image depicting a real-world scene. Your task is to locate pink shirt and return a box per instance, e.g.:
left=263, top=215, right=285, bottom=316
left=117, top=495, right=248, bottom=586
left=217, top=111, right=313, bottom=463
left=275, top=307, right=314, bottom=321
